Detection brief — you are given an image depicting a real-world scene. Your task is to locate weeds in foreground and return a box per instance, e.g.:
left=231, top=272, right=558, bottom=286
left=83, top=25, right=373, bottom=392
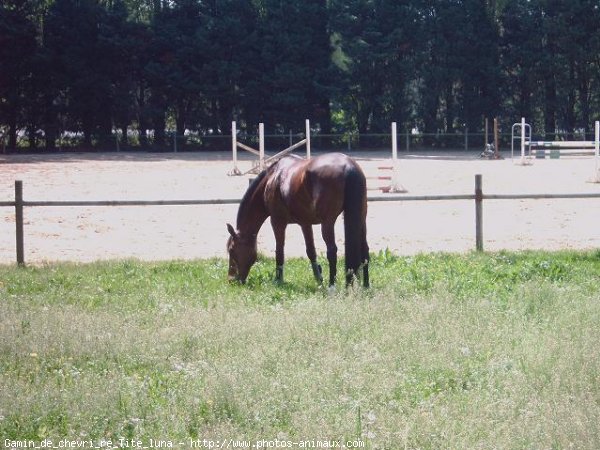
left=1, top=250, right=600, bottom=448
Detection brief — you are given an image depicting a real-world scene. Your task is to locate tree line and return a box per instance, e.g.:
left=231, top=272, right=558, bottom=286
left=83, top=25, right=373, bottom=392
left=1, top=0, right=600, bottom=151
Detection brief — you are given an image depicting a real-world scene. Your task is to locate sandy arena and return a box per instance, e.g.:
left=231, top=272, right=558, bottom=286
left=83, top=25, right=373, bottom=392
left=1, top=150, right=600, bottom=264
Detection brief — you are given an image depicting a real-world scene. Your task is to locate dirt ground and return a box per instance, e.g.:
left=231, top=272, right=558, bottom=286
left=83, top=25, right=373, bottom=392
left=2, top=150, right=600, bottom=264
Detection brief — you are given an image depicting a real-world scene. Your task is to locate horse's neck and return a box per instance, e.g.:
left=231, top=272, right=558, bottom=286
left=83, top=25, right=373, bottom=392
left=238, top=180, right=269, bottom=236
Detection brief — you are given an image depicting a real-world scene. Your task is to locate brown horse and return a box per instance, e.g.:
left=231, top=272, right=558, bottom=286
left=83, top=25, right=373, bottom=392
left=226, top=152, right=369, bottom=287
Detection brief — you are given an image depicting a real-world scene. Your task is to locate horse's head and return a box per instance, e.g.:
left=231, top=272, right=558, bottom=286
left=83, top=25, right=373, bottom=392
left=226, top=223, right=257, bottom=283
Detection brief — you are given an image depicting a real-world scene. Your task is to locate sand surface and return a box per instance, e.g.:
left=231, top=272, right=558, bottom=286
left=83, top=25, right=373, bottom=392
left=2, top=150, right=600, bottom=264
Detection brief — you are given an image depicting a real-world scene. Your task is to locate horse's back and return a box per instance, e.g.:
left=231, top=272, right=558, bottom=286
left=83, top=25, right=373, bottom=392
left=265, top=153, right=364, bottom=224
left=306, top=153, right=363, bottom=178
left=271, top=152, right=362, bottom=176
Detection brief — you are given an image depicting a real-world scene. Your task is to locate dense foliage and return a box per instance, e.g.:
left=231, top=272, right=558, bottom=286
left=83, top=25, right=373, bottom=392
left=1, top=0, right=600, bottom=150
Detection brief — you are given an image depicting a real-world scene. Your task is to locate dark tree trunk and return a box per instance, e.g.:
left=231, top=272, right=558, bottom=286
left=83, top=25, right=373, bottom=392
left=577, top=66, right=591, bottom=133
left=544, top=73, right=557, bottom=140
left=44, top=96, right=58, bottom=151
left=153, top=102, right=166, bottom=149
left=82, top=115, right=94, bottom=149
left=8, top=110, right=18, bottom=151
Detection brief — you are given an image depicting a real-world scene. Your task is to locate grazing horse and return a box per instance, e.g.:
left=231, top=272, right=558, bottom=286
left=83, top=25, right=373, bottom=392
left=226, top=152, right=369, bottom=287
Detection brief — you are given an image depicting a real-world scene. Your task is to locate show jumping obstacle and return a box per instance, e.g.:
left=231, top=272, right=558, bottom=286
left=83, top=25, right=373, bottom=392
left=512, top=118, right=600, bottom=182
left=511, top=118, right=533, bottom=166
left=229, top=120, right=311, bottom=176
left=230, top=119, right=406, bottom=191
left=366, top=122, right=407, bottom=193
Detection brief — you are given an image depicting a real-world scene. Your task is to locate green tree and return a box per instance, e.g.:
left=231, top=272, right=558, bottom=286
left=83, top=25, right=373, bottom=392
left=252, top=0, right=335, bottom=132
left=3, top=0, right=600, bottom=151
left=550, top=0, right=600, bottom=133
left=98, top=0, right=142, bottom=148
left=419, top=0, right=500, bottom=136
left=0, top=0, right=38, bottom=150
left=200, top=0, right=259, bottom=135
left=499, top=0, right=544, bottom=124
left=457, top=0, right=500, bottom=131
left=331, top=0, right=421, bottom=133
left=45, top=0, right=115, bottom=148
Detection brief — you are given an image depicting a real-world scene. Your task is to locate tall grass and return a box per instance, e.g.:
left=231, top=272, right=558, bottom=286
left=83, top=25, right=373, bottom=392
left=1, top=250, right=600, bottom=448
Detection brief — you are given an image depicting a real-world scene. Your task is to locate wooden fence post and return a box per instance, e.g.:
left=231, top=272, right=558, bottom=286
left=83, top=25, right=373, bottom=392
left=475, top=174, right=483, bottom=251
left=15, top=180, right=25, bottom=265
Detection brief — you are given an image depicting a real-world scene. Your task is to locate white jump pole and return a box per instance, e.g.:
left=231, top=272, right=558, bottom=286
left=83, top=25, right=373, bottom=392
left=391, top=121, right=398, bottom=192
left=392, top=121, right=398, bottom=162
left=594, top=121, right=600, bottom=182
left=390, top=121, right=406, bottom=192
left=520, top=116, right=526, bottom=163
left=391, top=122, right=399, bottom=190
left=305, top=119, right=311, bottom=159
left=230, top=121, right=241, bottom=176
left=232, top=121, right=237, bottom=167
left=259, top=123, right=265, bottom=171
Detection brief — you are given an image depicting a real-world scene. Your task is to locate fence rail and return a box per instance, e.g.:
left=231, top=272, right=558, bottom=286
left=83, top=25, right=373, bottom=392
left=7, top=126, right=600, bottom=155
left=3, top=177, right=600, bottom=265
left=0, top=131, right=542, bottom=154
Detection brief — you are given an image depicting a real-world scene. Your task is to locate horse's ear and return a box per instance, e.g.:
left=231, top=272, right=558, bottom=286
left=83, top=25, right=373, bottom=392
left=227, top=223, right=238, bottom=239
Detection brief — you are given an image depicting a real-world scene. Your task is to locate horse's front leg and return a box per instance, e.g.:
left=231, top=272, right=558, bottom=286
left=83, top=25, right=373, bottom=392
left=321, top=221, right=337, bottom=287
left=301, top=224, right=322, bottom=284
left=271, top=219, right=287, bottom=283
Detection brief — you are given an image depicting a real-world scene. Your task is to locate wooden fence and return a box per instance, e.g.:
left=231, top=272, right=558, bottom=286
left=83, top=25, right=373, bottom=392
left=2, top=176, right=600, bottom=265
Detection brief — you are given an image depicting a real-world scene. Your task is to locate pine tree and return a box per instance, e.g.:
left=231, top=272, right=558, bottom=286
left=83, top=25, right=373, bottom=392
left=0, top=0, right=38, bottom=150
left=330, top=0, right=421, bottom=133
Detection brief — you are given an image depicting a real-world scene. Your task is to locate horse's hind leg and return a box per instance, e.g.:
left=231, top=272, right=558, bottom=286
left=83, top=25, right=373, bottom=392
left=301, top=224, right=322, bottom=283
left=362, top=231, right=370, bottom=288
left=321, top=221, right=337, bottom=286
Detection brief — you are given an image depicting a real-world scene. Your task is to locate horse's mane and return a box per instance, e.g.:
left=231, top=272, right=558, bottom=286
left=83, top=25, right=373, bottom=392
left=236, top=168, right=269, bottom=228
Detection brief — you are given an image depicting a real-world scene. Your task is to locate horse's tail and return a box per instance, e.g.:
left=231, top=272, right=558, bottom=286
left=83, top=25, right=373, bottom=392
left=343, top=165, right=368, bottom=285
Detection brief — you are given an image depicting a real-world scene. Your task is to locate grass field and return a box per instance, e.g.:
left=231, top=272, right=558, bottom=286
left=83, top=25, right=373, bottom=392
left=1, top=250, right=600, bottom=449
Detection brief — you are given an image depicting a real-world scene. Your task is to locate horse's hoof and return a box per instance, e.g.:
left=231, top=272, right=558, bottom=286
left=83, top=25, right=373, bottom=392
left=275, top=266, right=284, bottom=284
left=327, top=285, right=336, bottom=295
left=312, top=263, right=323, bottom=284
